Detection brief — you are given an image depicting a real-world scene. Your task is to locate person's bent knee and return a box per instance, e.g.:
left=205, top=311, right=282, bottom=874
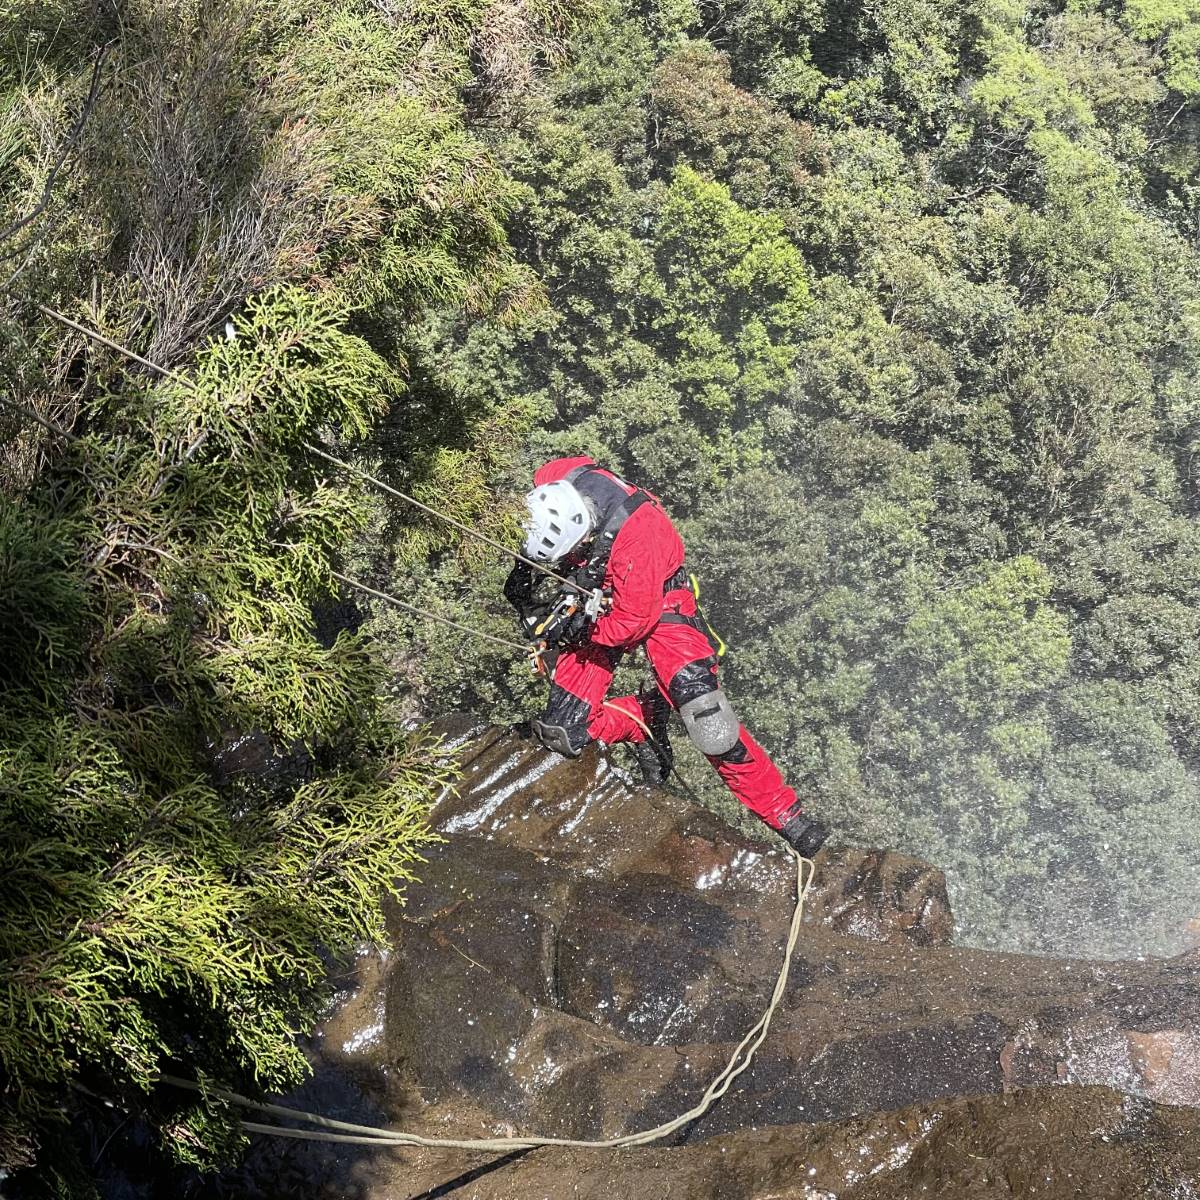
left=666, top=656, right=719, bottom=708
left=532, top=684, right=593, bottom=758
left=712, top=736, right=751, bottom=764
left=678, top=689, right=740, bottom=756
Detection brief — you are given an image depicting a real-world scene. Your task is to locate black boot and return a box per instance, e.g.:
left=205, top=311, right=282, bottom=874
left=632, top=690, right=673, bottom=785
left=778, top=803, right=829, bottom=858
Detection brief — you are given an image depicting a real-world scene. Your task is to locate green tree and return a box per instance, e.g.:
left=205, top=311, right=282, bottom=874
left=358, top=0, right=1200, bottom=961
left=0, top=0, right=538, bottom=1187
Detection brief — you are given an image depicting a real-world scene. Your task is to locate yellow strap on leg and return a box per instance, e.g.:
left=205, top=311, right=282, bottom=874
left=689, top=573, right=727, bottom=658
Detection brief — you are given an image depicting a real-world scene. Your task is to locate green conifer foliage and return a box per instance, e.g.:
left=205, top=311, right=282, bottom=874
left=0, top=288, right=452, bottom=1185
left=6, top=0, right=1200, bottom=1177
left=0, top=0, right=532, bottom=1187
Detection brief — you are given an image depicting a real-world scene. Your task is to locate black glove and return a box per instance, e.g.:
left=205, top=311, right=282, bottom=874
left=503, top=560, right=535, bottom=611
left=517, top=604, right=551, bottom=642
left=545, top=607, right=591, bottom=648
left=506, top=561, right=554, bottom=642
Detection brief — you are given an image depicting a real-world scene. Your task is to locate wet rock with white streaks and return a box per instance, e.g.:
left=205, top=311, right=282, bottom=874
left=215, top=724, right=1200, bottom=1200
left=432, top=720, right=954, bottom=947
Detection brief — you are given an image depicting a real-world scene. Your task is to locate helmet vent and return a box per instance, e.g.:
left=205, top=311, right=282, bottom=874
left=522, top=478, right=593, bottom=563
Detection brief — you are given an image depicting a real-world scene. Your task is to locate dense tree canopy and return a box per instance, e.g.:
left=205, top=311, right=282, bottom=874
left=364, top=0, right=1200, bottom=962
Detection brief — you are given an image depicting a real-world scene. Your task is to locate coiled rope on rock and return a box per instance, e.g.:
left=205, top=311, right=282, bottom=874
left=27, top=305, right=820, bottom=1152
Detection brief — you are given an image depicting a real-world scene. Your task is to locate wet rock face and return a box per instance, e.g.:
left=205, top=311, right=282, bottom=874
left=225, top=723, right=1200, bottom=1198
left=369, top=724, right=1200, bottom=1136
left=383, top=1085, right=1200, bottom=1200
left=807, top=847, right=954, bottom=947
left=432, top=719, right=953, bottom=948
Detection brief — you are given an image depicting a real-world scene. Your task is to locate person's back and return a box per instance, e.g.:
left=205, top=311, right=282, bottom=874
left=507, top=456, right=829, bottom=858
left=531, top=456, right=686, bottom=648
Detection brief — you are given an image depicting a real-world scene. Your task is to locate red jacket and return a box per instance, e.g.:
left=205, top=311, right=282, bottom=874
left=533, top=457, right=687, bottom=650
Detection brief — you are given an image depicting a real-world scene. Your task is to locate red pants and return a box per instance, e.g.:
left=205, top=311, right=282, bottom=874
left=545, top=616, right=799, bottom=830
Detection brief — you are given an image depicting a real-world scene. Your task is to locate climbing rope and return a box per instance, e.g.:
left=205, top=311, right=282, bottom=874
left=306, top=444, right=583, bottom=594
left=331, top=570, right=530, bottom=653
left=32, top=304, right=584, bottom=593
left=601, top=697, right=711, bottom=809
left=163, top=848, right=812, bottom=1151
left=15, top=305, right=592, bottom=667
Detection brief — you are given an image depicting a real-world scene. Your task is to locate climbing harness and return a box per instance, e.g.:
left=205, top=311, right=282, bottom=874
left=660, top=571, right=727, bottom=659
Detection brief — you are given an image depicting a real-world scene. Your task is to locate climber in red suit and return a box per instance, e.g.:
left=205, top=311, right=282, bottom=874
left=504, top=456, right=828, bottom=857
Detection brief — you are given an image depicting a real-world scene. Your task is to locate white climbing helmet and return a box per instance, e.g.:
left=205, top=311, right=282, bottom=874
left=522, top=479, right=594, bottom=563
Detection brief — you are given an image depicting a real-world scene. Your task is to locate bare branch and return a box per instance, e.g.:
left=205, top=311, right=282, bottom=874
left=0, top=393, right=79, bottom=442
left=34, top=303, right=190, bottom=385
left=0, top=41, right=112, bottom=261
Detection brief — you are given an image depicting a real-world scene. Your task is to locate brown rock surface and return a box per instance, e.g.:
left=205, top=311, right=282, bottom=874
left=385, top=1086, right=1200, bottom=1199
left=232, top=1084, right=1200, bottom=1199
left=433, top=718, right=953, bottom=948
left=224, top=723, right=1200, bottom=1198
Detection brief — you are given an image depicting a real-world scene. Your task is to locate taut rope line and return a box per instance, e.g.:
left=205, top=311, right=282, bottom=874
left=602, top=697, right=711, bottom=809
left=306, top=445, right=583, bottom=594
left=330, top=569, right=529, bottom=652
left=33, top=304, right=584, bottom=593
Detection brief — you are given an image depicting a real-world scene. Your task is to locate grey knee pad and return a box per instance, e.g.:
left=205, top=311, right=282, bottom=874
left=679, top=690, right=740, bottom=756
